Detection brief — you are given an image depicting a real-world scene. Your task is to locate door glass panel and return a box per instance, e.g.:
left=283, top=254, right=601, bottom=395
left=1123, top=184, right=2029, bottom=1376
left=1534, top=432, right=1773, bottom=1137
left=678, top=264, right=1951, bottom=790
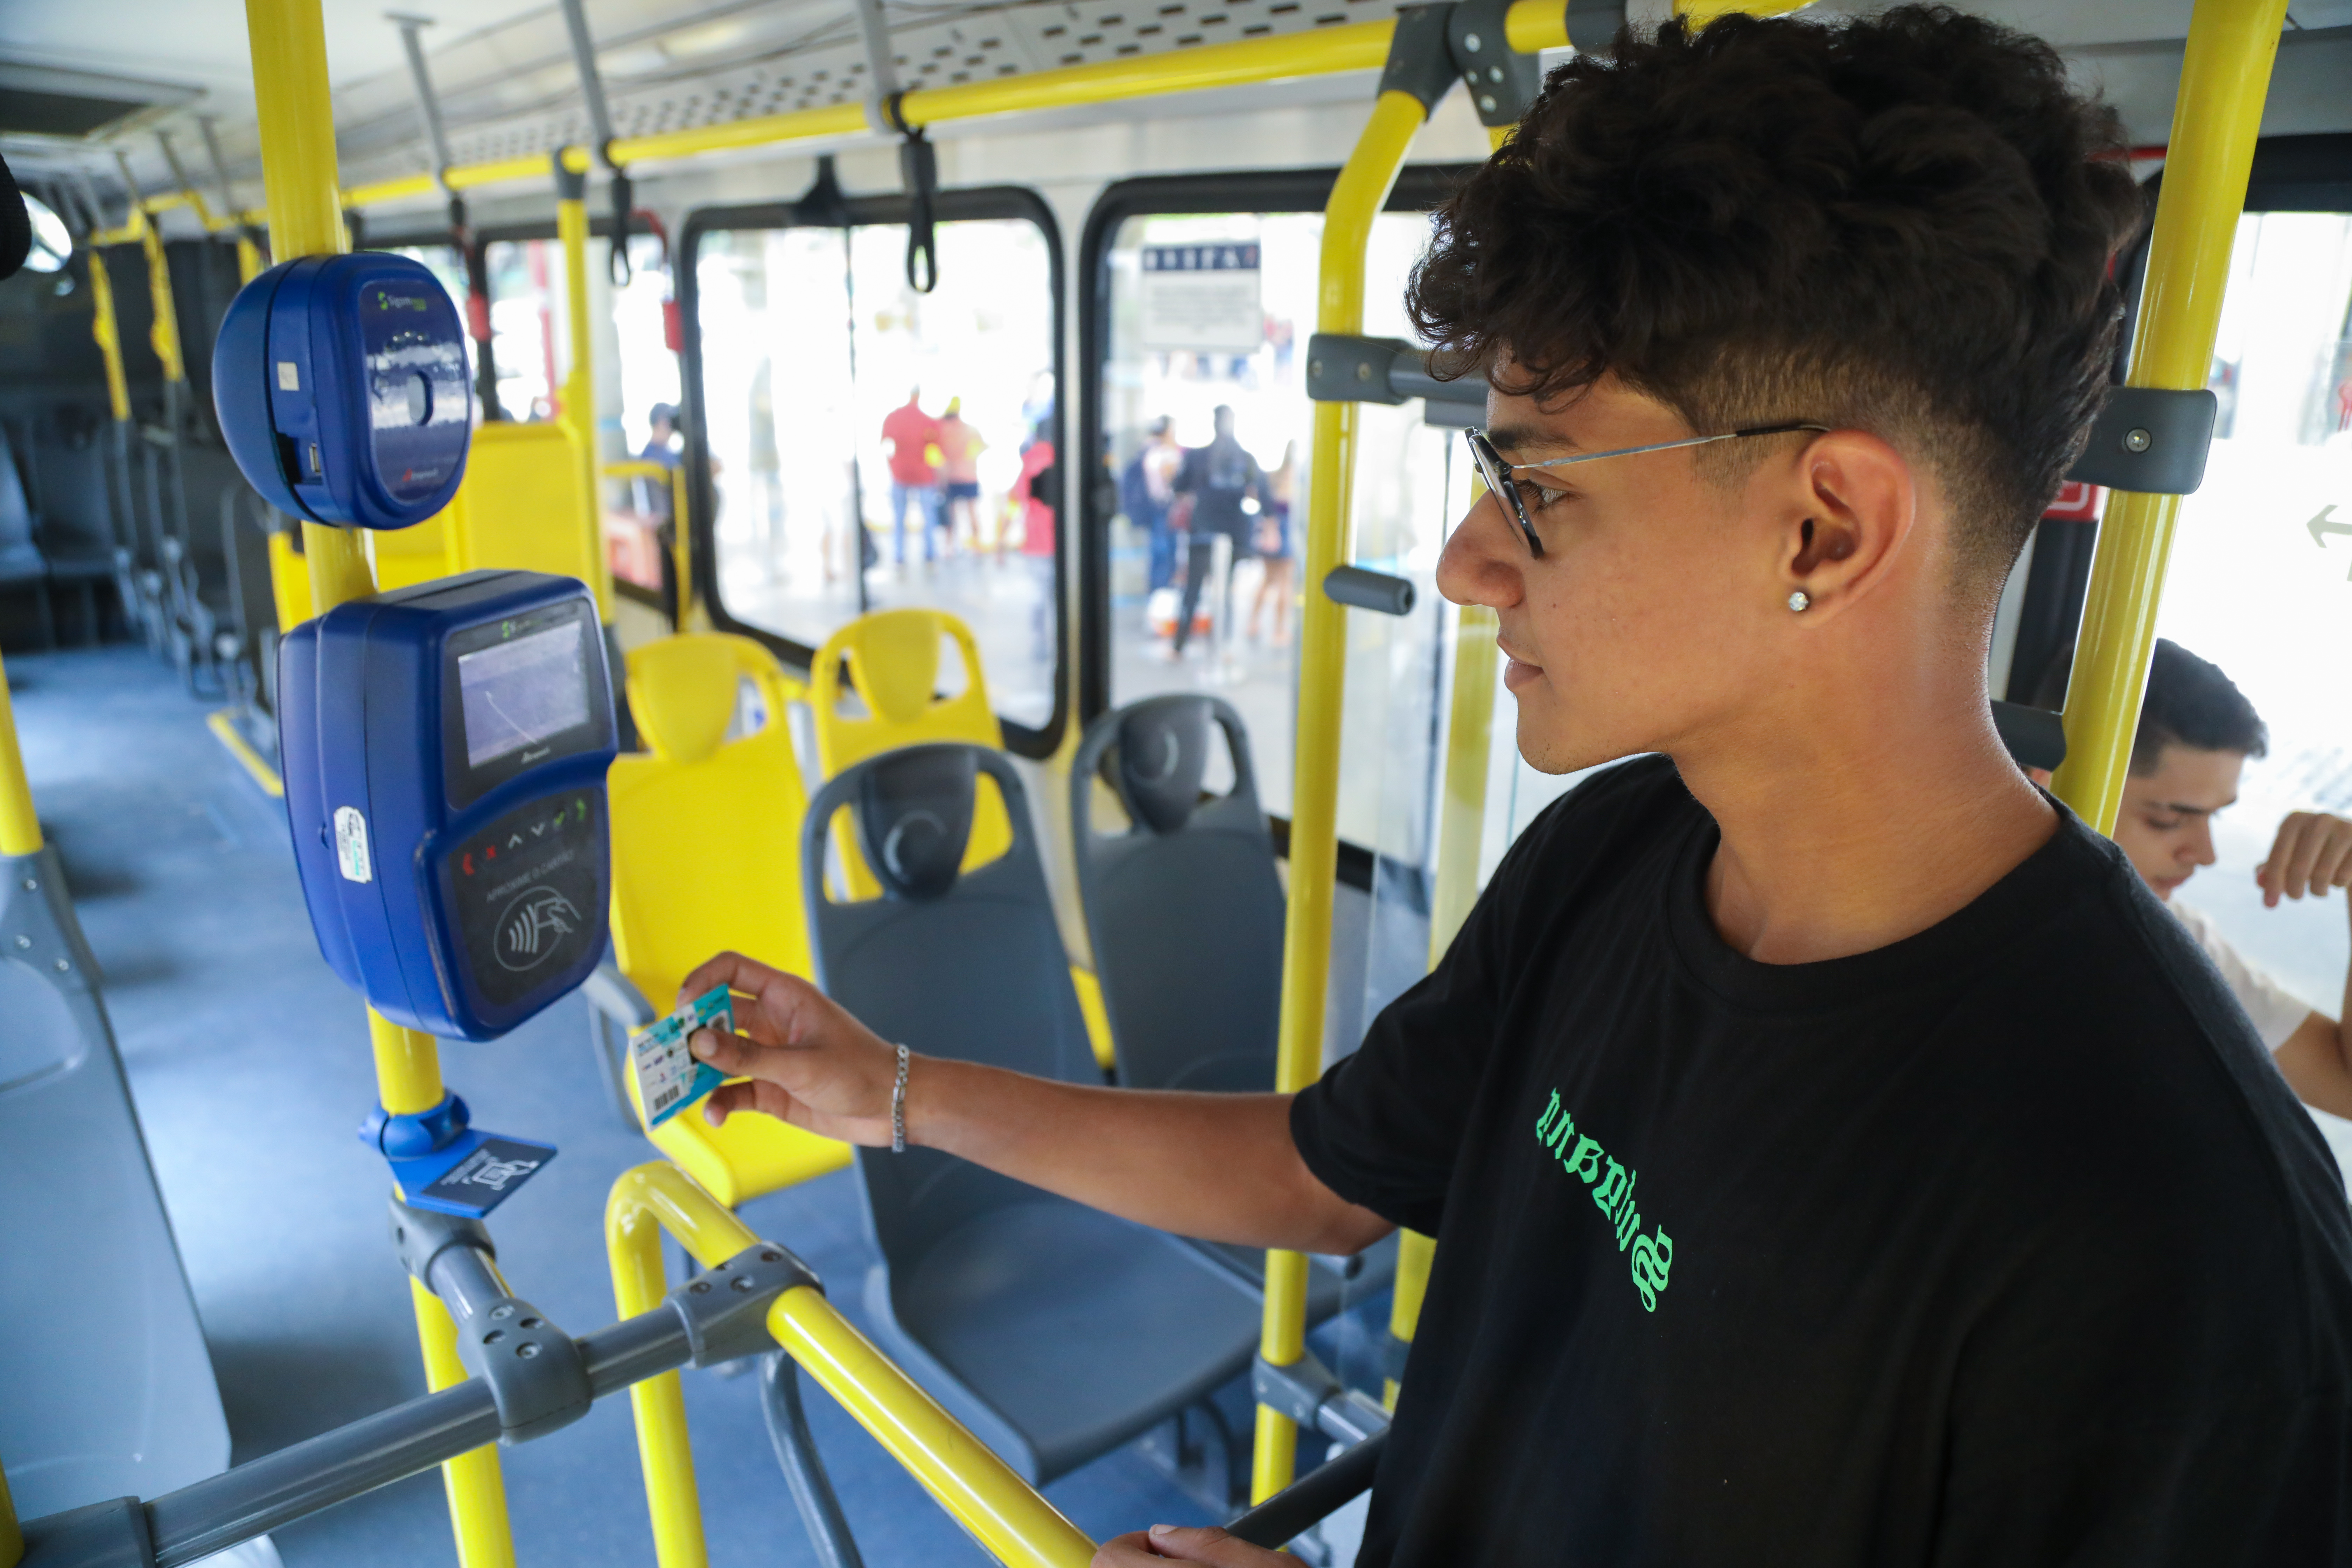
left=484, top=238, right=566, bottom=422
left=695, top=217, right=1059, bottom=732
left=1099, top=209, right=1453, bottom=823
left=2148, top=210, right=2352, bottom=1120
left=609, top=233, right=684, bottom=595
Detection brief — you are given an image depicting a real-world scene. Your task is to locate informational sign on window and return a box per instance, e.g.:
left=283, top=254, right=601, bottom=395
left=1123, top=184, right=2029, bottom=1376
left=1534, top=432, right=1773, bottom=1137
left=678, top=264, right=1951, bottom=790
left=1138, top=243, right=1264, bottom=354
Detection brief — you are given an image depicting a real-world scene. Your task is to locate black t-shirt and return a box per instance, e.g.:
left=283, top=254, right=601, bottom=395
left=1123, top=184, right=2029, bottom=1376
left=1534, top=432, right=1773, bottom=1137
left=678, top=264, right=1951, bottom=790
left=1292, top=756, right=2352, bottom=1567
left=1174, top=439, right=1259, bottom=541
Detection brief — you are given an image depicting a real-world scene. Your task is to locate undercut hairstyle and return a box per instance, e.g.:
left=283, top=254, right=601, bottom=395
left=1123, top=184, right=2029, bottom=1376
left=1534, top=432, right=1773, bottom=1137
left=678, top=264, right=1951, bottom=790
left=1407, top=5, right=2145, bottom=600
left=2031, top=639, right=2268, bottom=774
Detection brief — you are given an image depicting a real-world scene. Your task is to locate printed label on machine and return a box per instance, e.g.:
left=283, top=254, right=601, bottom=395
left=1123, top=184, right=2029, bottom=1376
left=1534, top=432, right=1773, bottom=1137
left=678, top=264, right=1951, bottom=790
left=629, top=983, right=734, bottom=1128
left=441, top=790, right=607, bottom=1010
left=334, top=806, right=372, bottom=883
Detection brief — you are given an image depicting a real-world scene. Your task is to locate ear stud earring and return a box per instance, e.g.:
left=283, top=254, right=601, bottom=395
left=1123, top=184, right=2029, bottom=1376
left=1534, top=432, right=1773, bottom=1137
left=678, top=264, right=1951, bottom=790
left=1787, top=590, right=1811, bottom=613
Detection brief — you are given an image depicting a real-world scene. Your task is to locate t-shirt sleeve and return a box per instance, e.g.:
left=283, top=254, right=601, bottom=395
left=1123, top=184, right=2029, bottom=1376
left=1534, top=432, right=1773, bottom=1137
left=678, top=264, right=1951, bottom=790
left=2172, top=902, right=2316, bottom=1051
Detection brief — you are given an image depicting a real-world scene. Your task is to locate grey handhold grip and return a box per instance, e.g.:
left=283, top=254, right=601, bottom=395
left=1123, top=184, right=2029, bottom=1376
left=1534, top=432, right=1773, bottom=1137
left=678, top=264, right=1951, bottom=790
left=1324, top=565, right=1416, bottom=616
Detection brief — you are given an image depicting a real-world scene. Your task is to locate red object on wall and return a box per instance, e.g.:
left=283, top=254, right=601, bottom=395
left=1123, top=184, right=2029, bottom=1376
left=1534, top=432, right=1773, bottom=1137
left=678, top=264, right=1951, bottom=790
left=2044, top=481, right=2103, bottom=522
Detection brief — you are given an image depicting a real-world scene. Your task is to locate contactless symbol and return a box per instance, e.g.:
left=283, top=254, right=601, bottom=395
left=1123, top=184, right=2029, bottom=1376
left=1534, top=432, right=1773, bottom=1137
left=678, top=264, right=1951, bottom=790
left=496, top=886, right=582, bottom=972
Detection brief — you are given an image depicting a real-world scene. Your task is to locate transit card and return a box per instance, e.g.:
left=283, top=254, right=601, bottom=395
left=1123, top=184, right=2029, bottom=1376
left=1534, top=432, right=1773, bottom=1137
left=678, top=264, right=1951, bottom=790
left=630, top=983, right=734, bottom=1128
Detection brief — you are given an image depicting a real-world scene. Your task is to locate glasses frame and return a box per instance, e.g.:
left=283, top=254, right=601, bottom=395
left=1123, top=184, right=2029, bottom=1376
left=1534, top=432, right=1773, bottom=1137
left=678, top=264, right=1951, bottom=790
left=1464, top=422, right=1830, bottom=558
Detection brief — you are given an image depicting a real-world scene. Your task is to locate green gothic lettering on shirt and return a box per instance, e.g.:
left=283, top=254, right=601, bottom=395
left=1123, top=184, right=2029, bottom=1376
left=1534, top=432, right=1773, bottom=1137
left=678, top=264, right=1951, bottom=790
left=1534, top=1089, right=1673, bottom=1310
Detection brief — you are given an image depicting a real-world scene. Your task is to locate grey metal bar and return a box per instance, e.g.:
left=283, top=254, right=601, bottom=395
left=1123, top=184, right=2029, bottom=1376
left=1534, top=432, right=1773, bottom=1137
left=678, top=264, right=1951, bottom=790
left=1324, top=565, right=1416, bottom=617
left=389, top=14, right=459, bottom=182
left=1225, top=1431, right=1387, bottom=1550
left=142, top=1306, right=695, bottom=1567
left=761, top=1352, right=866, bottom=1568
left=556, top=0, right=620, bottom=156
left=197, top=118, right=243, bottom=228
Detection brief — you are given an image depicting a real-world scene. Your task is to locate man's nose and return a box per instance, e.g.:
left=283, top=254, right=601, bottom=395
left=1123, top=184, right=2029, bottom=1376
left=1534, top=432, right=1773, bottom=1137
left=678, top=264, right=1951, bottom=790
left=2186, top=819, right=2218, bottom=868
left=1436, top=490, right=1524, bottom=611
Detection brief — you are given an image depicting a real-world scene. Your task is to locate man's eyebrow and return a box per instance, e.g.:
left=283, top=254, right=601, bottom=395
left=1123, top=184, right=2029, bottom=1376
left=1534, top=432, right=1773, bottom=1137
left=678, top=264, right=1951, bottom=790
left=1482, top=423, right=1581, bottom=461
left=2155, top=798, right=2233, bottom=816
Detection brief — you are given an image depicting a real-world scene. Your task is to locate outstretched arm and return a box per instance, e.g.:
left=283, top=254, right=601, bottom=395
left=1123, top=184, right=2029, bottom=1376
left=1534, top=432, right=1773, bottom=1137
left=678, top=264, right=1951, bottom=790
left=2255, top=812, right=2352, bottom=1119
left=677, top=951, right=1393, bottom=1258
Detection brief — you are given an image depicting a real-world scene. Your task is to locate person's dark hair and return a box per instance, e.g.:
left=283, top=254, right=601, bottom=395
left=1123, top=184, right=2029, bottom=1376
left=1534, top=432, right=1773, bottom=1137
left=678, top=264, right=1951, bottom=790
left=1406, top=5, right=2144, bottom=599
left=2031, top=638, right=2267, bottom=772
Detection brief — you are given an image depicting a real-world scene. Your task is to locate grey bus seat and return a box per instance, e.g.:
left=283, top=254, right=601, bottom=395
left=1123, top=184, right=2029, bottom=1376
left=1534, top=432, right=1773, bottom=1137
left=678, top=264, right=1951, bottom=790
left=0, top=844, right=232, bottom=1517
left=1070, top=695, right=1370, bottom=1312
left=802, top=743, right=1264, bottom=1484
left=1071, top=695, right=1283, bottom=1095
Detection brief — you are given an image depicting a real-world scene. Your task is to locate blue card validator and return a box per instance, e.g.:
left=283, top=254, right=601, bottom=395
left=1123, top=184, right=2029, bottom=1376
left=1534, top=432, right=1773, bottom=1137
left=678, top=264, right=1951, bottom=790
left=631, top=984, right=735, bottom=1128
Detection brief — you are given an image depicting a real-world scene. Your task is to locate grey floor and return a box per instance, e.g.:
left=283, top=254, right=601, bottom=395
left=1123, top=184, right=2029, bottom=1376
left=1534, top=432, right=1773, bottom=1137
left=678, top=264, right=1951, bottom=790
left=6, top=644, right=1378, bottom=1568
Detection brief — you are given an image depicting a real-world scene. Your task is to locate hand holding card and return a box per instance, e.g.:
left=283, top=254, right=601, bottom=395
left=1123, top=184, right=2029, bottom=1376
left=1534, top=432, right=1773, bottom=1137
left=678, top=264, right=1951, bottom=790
left=629, top=983, right=735, bottom=1127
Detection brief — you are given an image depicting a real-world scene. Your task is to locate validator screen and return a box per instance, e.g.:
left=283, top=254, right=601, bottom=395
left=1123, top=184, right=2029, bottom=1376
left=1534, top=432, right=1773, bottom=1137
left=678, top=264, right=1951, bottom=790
left=457, top=620, right=590, bottom=770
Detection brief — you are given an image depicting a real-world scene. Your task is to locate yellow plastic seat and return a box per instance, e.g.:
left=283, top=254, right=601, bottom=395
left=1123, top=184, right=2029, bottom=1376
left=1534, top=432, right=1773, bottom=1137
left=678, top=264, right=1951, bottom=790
left=598, top=632, right=849, bottom=1203
left=808, top=609, right=1115, bottom=1069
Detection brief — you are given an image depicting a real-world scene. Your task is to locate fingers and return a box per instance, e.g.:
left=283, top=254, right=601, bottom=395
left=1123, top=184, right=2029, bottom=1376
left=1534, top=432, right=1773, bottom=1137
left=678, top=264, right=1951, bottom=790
left=676, top=950, right=788, bottom=1013
left=2311, top=816, right=2352, bottom=897
left=700, top=1076, right=802, bottom=1128
left=1100, top=1525, right=1286, bottom=1565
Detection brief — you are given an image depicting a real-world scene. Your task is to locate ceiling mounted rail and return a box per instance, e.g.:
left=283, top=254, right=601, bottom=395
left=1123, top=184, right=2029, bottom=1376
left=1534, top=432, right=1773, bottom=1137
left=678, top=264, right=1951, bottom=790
left=340, top=0, right=1574, bottom=210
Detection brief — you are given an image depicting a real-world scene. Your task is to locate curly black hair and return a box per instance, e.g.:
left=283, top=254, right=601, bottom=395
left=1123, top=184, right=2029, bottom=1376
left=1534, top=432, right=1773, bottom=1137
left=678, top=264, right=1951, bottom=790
left=1407, top=5, right=2146, bottom=596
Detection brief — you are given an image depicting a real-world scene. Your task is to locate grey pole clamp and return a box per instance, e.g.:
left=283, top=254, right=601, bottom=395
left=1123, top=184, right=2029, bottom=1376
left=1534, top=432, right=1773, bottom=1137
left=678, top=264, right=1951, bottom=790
left=387, top=1199, right=593, bottom=1443
left=664, top=1242, right=823, bottom=1366
left=1252, top=1351, right=1392, bottom=1446
left=1446, top=0, right=1546, bottom=126
left=2062, top=386, right=2217, bottom=495
left=1325, top=564, right=1417, bottom=616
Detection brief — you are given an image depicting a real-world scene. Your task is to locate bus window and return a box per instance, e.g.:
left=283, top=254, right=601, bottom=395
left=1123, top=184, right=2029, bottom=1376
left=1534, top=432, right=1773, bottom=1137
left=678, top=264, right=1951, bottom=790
left=1096, top=204, right=1454, bottom=833
left=691, top=206, right=1061, bottom=741
left=483, top=237, right=566, bottom=423
left=2147, top=207, right=2352, bottom=1015
left=609, top=232, right=684, bottom=598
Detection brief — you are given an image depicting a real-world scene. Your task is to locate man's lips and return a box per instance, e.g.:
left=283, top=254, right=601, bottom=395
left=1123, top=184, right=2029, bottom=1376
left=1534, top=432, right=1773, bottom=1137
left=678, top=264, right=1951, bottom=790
left=1499, top=640, right=1543, bottom=691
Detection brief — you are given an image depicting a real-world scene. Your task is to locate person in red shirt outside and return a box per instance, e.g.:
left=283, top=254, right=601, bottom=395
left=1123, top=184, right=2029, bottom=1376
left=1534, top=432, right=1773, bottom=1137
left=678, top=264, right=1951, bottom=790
left=880, top=388, right=943, bottom=566
left=1013, top=418, right=1057, bottom=662
left=935, top=397, right=987, bottom=555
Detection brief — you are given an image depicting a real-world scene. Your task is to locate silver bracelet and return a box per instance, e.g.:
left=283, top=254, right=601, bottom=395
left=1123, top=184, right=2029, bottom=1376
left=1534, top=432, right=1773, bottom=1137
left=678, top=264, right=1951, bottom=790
left=891, top=1043, right=910, bottom=1155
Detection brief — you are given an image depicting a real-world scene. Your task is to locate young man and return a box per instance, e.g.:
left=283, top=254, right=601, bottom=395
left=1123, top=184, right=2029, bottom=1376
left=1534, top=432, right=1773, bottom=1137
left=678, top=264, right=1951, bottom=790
left=2035, top=638, right=2352, bottom=1119
left=683, top=10, right=2352, bottom=1564
left=1169, top=405, right=1262, bottom=658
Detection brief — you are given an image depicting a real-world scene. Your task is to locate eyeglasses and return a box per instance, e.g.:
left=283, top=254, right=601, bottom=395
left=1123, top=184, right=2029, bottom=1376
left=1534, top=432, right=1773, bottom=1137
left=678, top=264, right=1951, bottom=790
left=1463, top=422, right=1830, bottom=558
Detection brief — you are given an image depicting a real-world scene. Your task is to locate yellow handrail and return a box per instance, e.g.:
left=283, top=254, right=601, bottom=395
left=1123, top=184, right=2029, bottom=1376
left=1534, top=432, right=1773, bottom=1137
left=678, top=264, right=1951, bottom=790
left=606, top=1163, right=1097, bottom=1568
left=2048, top=0, right=2288, bottom=833
left=84, top=230, right=132, bottom=426
left=0, top=649, right=44, bottom=857
left=555, top=187, right=616, bottom=621
left=341, top=1, right=1567, bottom=209
left=1251, top=83, right=1432, bottom=1506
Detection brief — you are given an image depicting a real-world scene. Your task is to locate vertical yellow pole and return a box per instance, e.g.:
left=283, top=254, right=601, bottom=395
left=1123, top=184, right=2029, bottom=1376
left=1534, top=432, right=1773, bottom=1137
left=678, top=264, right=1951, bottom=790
left=135, top=211, right=188, bottom=387
left=556, top=186, right=616, bottom=620
left=1251, top=86, right=1429, bottom=1505
left=85, top=241, right=133, bottom=425
left=2049, top=0, right=2289, bottom=832
left=608, top=1175, right=713, bottom=1568
left=0, top=1449, right=22, bottom=1568
left=0, top=650, right=42, bottom=857
left=246, top=2, right=509, bottom=1562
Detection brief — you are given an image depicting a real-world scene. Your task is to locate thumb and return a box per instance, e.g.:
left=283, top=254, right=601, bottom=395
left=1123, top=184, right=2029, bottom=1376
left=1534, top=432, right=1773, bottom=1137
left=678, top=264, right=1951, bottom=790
left=1139, top=1524, right=1268, bottom=1563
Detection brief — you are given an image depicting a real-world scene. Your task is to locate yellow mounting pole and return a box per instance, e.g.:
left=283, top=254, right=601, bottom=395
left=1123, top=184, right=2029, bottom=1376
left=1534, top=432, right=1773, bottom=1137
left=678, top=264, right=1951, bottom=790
left=606, top=1164, right=1096, bottom=1568
left=0, top=650, right=44, bottom=857
left=85, top=238, right=133, bottom=425
left=1251, top=84, right=1430, bottom=1506
left=555, top=181, right=615, bottom=621
left=134, top=208, right=188, bottom=387
left=246, top=0, right=505, bottom=1562
left=1, top=1449, right=22, bottom=1568
left=2049, top=0, right=2288, bottom=833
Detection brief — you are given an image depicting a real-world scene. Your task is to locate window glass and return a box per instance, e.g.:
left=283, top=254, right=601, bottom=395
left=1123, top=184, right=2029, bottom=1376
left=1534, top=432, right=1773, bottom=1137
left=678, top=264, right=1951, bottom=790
left=606, top=233, right=684, bottom=595
left=2147, top=210, right=2352, bottom=1028
left=695, top=216, right=1059, bottom=731
left=484, top=238, right=567, bottom=423
left=1099, top=209, right=1456, bottom=830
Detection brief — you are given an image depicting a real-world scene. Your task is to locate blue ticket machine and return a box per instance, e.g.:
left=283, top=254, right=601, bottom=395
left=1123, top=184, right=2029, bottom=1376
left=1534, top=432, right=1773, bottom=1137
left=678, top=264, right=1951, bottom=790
left=278, top=570, right=617, bottom=1213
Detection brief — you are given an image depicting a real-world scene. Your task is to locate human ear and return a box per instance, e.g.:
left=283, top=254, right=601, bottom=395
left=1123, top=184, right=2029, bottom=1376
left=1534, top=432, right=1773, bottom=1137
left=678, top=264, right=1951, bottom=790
left=1775, top=432, right=1915, bottom=616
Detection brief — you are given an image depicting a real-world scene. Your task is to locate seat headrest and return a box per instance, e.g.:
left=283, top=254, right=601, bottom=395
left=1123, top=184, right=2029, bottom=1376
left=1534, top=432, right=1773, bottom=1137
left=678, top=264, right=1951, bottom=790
left=845, top=610, right=943, bottom=726
left=626, top=636, right=744, bottom=765
left=855, top=746, right=976, bottom=901
left=1117, top=697, right=1211, bottom=835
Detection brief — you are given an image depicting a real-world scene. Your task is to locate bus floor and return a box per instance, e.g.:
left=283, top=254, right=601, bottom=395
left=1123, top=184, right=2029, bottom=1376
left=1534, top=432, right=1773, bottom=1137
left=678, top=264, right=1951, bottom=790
left=5, top=644, right=1394, bottom=1567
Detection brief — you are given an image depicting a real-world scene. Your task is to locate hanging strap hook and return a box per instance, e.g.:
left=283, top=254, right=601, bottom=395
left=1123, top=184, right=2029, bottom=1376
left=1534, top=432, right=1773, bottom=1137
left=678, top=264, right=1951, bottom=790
left=884, top=92, right=938, bottom=294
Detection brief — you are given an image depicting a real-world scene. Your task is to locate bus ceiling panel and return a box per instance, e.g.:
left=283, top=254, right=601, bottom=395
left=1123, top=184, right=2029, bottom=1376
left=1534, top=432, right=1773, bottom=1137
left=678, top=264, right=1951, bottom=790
left=678, top=185, right=1069, bottom=759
